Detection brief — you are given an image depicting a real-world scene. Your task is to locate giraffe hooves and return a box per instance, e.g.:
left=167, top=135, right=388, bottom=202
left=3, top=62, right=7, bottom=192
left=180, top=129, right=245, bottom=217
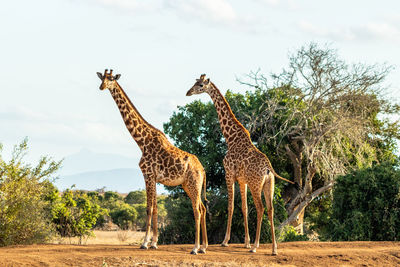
left=190, top=250, right=198, bottom=255
left=198, top=248, right=206, bottom=254
left=245, top=244, right=251, bottom=249
left=221, top=243, right=229, bottom=247
left=140, top=245, right=148, bottom=250
left=150, top=245, right=158, bottom=249
left=272, top=251, right=278, bottom=256
left=250, top=248, right=257, bottom=253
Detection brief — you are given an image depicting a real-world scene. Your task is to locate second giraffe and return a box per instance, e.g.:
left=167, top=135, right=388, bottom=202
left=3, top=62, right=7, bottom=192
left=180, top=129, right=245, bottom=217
left=186, top=74, right=294, bottom=255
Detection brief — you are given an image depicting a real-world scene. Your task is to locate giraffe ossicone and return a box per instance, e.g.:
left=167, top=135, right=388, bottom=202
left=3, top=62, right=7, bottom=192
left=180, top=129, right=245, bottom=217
left=187, top=74, right=294, bottom=255
left=97, top=69, right=208, bottom=254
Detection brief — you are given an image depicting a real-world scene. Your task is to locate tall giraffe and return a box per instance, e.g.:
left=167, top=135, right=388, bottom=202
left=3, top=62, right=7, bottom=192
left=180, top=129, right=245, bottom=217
left=97, top=69, right=208, bottom=254
left=186, top=74, right=294, bottom=255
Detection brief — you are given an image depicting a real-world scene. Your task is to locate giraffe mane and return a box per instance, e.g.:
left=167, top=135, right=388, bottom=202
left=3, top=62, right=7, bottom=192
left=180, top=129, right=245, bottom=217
left=116, top=83, right=169, bottom=140
left=211, top=82, right=251, bottom=138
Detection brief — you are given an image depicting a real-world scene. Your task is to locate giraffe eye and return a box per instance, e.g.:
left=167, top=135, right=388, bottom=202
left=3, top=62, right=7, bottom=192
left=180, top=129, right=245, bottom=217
left=199, top=84, right=203, bottom=87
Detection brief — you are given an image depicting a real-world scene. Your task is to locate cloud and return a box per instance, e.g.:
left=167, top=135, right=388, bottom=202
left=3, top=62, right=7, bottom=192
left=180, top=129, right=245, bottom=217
left=360, top=22, right=400, bottom=42
left=262, top=0, right=280, bottom=6
left=81, top=0, right=264, bottom=33
left=298, top=19, right=400, bottom=43
left=298, top=20, right=356, bottom=41
left=82, top=0, right=160, bottom=13
left=164, top=0, right=237, bottom=25
left=255, top=0, right=298, bottom=10
left=167, top=0, right=272, bottom=33
left=83, top=0, right=238, bottom=24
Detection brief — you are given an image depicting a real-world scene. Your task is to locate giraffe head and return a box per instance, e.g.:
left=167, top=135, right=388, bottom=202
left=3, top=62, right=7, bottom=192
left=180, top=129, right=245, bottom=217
left=96, top=69, right=121, bottom=90
left=186, top=74, right=212, bottom=96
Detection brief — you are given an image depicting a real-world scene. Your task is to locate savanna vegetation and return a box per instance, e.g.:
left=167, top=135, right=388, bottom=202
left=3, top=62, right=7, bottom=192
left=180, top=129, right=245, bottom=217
left=1, top=43, right=399, bottom=247
left=0, top=139, right=166, bottom=246
left=160, top=43, right=400, bottom=244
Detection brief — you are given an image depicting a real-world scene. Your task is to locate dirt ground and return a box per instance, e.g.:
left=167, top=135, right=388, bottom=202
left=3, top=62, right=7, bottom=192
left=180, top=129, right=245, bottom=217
left=0, top=241, right=399, bottom=267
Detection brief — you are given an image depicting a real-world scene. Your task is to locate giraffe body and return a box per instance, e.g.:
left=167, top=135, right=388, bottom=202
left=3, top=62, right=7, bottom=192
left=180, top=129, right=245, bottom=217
left=187, top=74, right=294, bottom=255
left=97, top=70, right=208, bottom=254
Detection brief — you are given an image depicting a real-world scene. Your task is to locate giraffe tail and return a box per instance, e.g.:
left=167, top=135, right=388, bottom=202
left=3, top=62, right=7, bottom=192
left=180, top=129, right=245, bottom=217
left=272, top=170, right=295, bottom=184
left=203, top=172, right=209, bottom=205
left=263, top=153, right=295, bottom=184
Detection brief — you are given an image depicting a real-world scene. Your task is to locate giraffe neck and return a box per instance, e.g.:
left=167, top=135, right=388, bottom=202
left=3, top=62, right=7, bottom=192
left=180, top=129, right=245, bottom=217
left=109, top=83, right=168, bottom=152
left=207, top=83, right=251, bottom=147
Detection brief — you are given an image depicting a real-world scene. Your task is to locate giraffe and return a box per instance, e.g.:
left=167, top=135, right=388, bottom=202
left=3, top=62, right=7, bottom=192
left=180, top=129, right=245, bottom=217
left=186, top=74, right=294, bottom=255
left=97, top=69, right=208, bottom=255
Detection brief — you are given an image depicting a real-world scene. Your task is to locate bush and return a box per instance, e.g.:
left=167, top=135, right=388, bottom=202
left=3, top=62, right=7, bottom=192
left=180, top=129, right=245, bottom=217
left=279, top=226, right=308, bottom=242
left=51, top=189, right=105, bottom=241
left=328, top=162, right=400, bottom=241
left=109, top=202, right=138, bottom=230
left=104, top=191, right=122, bottom=201
left=0, top=140, right=61, bottom=246
left=125, top=190, right=146, bottom=205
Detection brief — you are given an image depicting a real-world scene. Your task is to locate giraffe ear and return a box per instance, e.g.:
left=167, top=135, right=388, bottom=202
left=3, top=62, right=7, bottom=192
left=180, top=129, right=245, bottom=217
left=206, top=78, right=210, bottom=84
left=97, top=72, right=103, bottom=80
left=115, top=74, right=121, bottom=80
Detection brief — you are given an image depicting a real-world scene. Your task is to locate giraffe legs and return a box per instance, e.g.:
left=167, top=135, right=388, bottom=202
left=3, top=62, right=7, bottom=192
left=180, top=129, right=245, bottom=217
left=199, top=199, right=208, bottom=253
left=197, top=171, right=208, bottom=254
left=140, top=178, right=156, bottom=250
left=221, top=172, right=235, bottom=247
left=249, top=186, right=264, bottom=253
left=239, top=182, right=251, bottom=249
left=191, top=199, right=201, bottom=255
left=183, top=184, right=203, bottom=255
left=150, top=190, right=158, bottom=249
left=264, top=176, right=277, bottom=255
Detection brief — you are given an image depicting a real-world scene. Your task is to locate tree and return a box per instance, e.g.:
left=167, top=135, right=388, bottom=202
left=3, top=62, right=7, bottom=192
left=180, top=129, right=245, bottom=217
left=109, top=202, right=138, bottom=230
left=0, top=139, right=61, bottom=246
left=328, top=161, right=400, bottom=241
left=239, top=43, right=399, bottom=232
left=104, top=191, right=122, bottom=201
left=125, top=190, right=146, bottom=205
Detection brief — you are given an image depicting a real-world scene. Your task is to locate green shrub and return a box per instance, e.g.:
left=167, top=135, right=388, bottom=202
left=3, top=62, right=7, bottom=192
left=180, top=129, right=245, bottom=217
left=328, top=162, right=400, bottom=241
left=279, top=226, right=308, bottom=242
left=0, top=140, right=61, bottom=246
left=109, top=202, right=138, bottom=230
left=125, top=190, right=146, bottom=205
left=51, top=189, right=105, bottom=241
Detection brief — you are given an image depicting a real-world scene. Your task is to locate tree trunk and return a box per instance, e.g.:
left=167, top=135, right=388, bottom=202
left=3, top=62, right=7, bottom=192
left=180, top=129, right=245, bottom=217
left=279, top=182, right=334, bottom=233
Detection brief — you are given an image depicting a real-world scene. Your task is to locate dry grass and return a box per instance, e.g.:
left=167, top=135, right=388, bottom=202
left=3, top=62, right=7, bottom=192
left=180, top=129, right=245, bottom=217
left=54, top=230, right=145, bottom=245
left=117, top=230, right=130, bottom=243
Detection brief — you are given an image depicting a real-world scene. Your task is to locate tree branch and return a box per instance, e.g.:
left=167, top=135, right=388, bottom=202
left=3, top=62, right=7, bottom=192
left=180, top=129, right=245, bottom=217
left=278, top=181, right=334, bottom=232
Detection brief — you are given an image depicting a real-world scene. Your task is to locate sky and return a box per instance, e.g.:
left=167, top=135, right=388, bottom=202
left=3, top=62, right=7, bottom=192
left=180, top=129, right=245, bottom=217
left=1, top=0, right=399, bottom=167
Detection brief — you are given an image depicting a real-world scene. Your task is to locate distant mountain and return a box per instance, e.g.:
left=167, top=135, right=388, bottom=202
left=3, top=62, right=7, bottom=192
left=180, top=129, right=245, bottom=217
left=59, top=148, right=140, bottom=176
left=56, top=168, right=167, bottom=194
